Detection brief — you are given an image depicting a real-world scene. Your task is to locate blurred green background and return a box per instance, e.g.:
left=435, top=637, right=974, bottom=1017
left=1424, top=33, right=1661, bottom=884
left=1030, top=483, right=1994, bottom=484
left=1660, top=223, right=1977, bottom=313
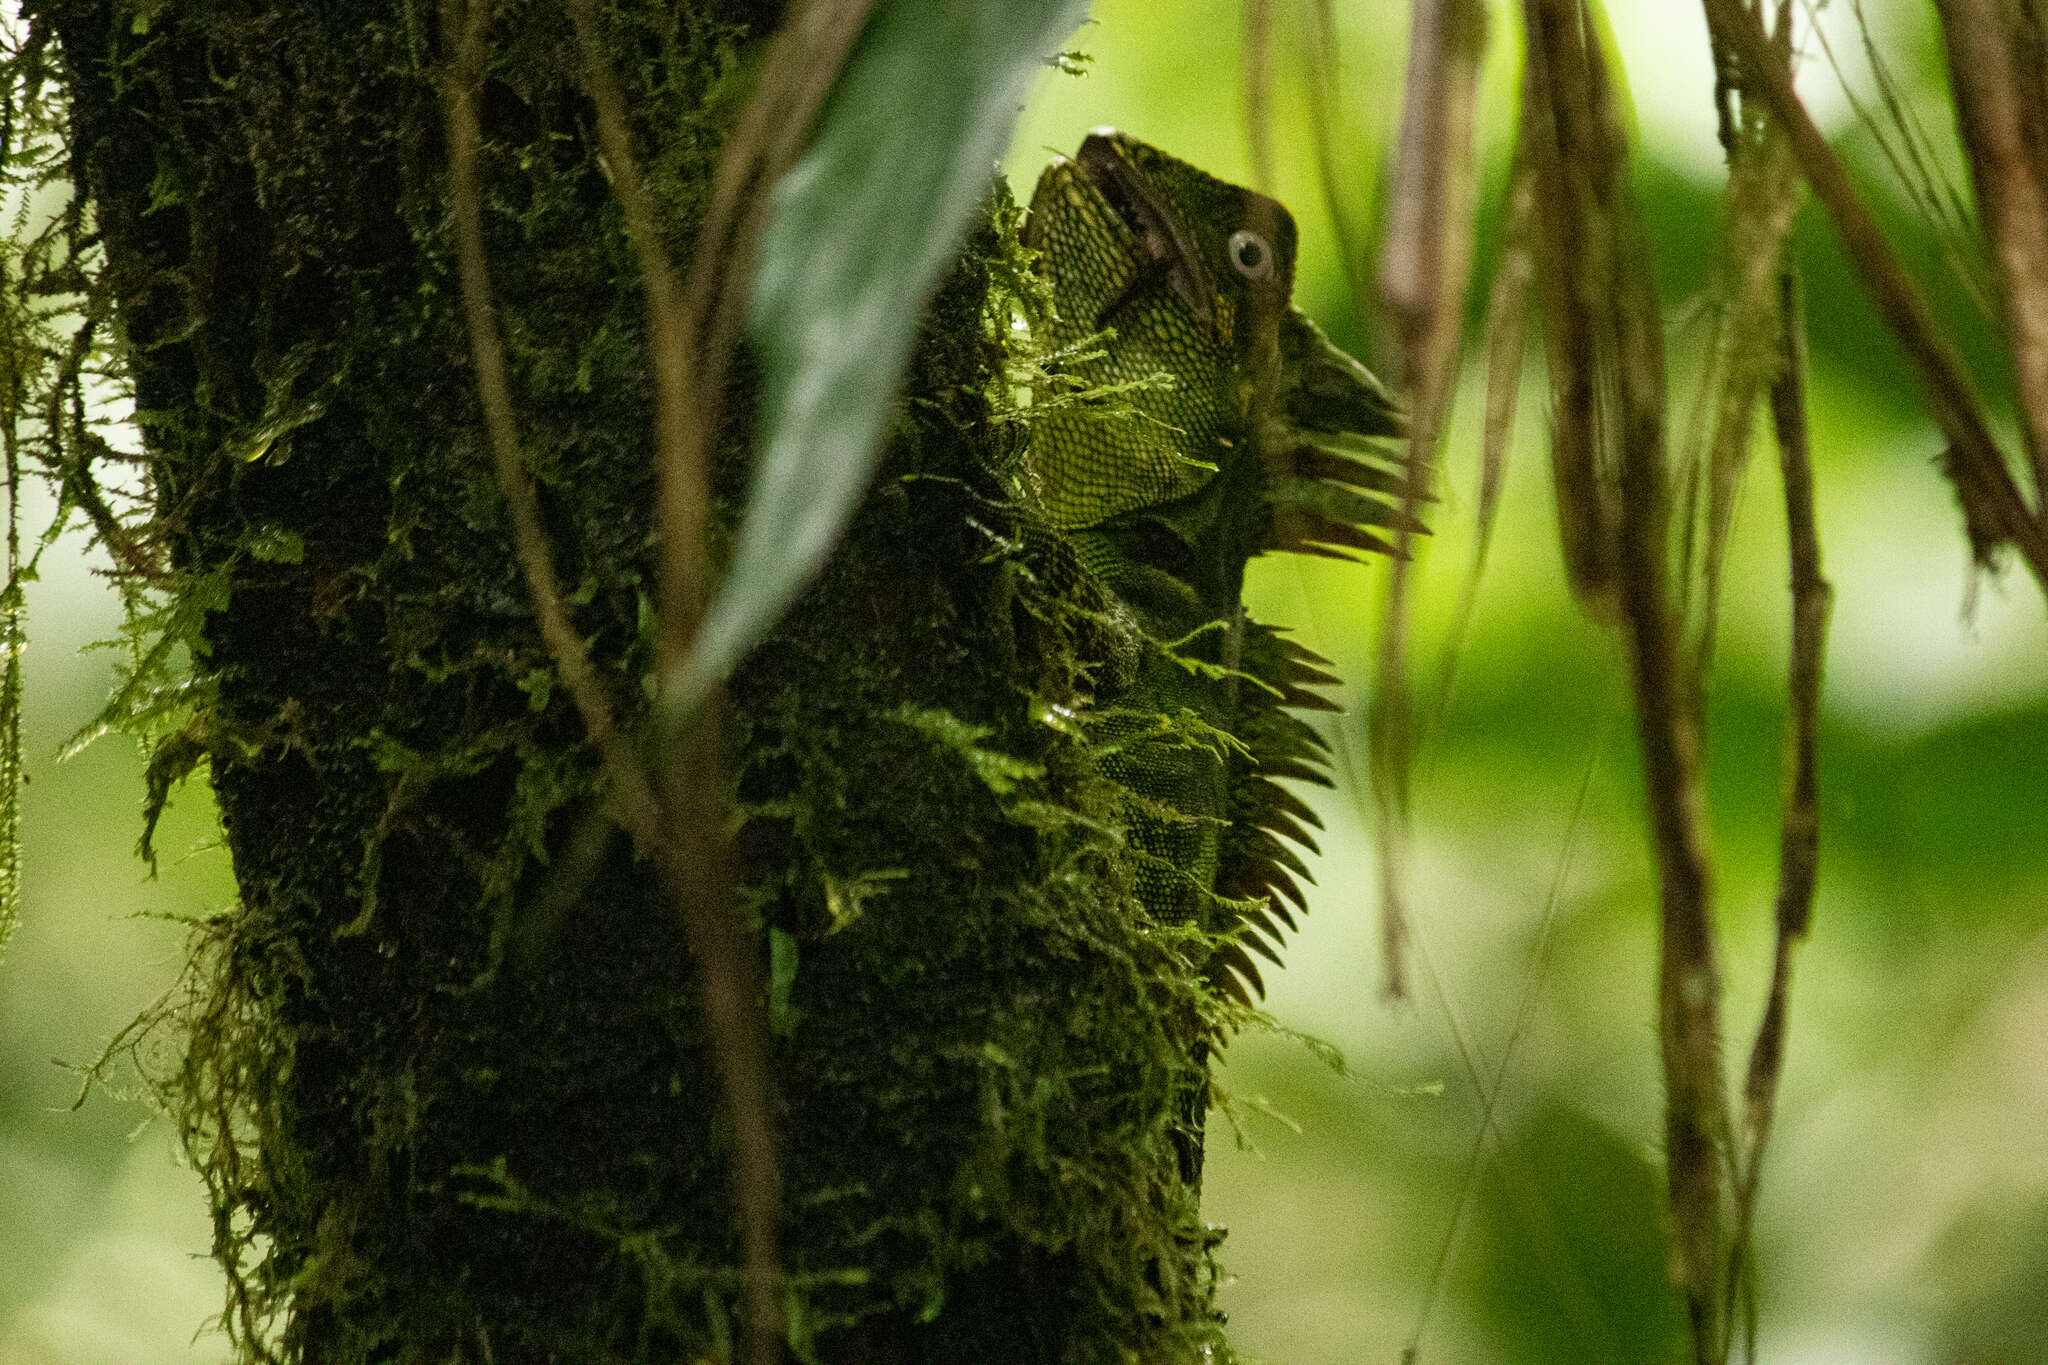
left=8, top=2, right=2048, bottom=1361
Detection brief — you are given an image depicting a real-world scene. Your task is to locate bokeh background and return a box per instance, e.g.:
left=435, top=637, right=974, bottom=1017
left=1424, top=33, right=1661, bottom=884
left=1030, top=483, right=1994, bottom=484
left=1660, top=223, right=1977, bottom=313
left=7, top=3, right=2048, bottom=1361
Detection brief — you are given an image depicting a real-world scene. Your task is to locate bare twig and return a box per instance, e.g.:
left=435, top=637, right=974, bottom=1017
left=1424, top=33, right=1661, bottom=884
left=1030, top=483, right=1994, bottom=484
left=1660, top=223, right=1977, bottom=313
left=1687, top=0, right=1800, bottom=690
left=442, top=0, right=641, bottom=796
left=565, top=0, right=709, bottom=659
left=442, top=6, right=784, bottom=1359
left=562, top=4, right=788, bottom=1360
left=1368, top=0, right=1487, bottom=1001
left=1598, top=84, right=1725, bottom=1365
left=1524, top=3, right=1730, bottom=1355
left=1519, top=0, right=1620, bottom=617
left=1933, top=0, right=2048, bottom=500
left=1703, top=0, right=2048, bottom=589
left=1724, top=269, right=1829, bottom=1364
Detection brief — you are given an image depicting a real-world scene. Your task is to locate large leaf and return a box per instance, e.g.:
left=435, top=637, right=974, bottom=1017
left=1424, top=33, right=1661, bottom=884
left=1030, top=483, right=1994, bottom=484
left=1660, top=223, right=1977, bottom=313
left=680, top=0, right=1089, bottom=702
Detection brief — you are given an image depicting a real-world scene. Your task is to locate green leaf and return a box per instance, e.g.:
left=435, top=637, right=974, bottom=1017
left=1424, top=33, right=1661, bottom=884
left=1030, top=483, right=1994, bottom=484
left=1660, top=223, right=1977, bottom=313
left=676, top=0, right=1089, bottom=706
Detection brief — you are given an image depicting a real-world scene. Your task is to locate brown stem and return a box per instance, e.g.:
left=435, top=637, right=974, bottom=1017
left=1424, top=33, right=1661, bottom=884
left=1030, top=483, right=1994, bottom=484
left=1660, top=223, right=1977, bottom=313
left=1724, top=269, right=1830, bottom=1363
left=1369, top=0, right=1486, bottom=1001
left=1933, top=0, right=2048, bottom=501
left=442, top=0, right=640, bottom=793
left=1520, top=0, right=1620, bottom=615
left=443, top=6, right=783, bottom=1359
left=561, top=4, right=788, bottom=1360
left=564, top=0, right=710, bottom=657
left=1524, top=4, right=1729, bottom=1354
left=1703, top=0, right=2048, bottom=588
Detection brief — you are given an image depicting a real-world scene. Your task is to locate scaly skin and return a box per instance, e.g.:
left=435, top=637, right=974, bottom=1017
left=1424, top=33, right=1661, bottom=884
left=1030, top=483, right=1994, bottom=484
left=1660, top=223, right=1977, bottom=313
left=1021, top=130, right=1413, bottom=1180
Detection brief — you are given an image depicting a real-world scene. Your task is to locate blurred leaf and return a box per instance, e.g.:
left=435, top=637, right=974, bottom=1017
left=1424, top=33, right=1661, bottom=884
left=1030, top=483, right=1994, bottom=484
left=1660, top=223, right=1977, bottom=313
left=1471, top=1103, right=1690, bottom=1364
left=1935, top=1197, right=2048, bottom=1362
left=682, top=0, right=1088, bottom=701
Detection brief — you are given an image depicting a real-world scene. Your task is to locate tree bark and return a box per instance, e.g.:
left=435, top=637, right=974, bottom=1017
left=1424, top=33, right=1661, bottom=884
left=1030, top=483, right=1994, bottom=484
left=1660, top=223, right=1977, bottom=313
left=35, top=1, right=1218, bottom=1359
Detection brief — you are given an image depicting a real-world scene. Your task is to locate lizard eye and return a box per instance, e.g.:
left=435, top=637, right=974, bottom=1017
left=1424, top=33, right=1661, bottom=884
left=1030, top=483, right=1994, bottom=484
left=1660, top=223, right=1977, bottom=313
left=1229, top=229, right=1273, bottom=281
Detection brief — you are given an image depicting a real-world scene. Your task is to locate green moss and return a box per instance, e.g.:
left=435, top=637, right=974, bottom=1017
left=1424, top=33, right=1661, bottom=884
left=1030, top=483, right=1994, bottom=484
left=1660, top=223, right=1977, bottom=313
left=19, top=2, right=1232, bottom=1360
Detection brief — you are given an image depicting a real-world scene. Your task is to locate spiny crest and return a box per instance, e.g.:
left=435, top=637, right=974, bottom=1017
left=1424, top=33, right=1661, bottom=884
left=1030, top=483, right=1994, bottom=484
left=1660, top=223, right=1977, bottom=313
left=1261, top=307, right=1419, bottom=565
left=1209, top=623, right=1346, bottom=1003
left=1213, top=318, right=1416, bottom=1002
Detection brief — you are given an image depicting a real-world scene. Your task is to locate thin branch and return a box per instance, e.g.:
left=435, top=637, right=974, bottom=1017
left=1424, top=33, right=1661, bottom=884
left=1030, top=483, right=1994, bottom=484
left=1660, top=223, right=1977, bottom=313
left=441, top=7, right=783, bottom=1360
left=562, top=4, right=787, bottom=1361
left=564, top=0, right=708, bottom=655
left=441, top=0, right=646, bottom=937
left=1524, top=3, right=1730, bottom=1355
left=1933, top=0, right=2048, bottom=500
left=1369, top=0, right=1487, bottom=1001
left=1703, top=0, right=2048, bottom=589
left=1519, top=0, right=1620, bottom=616
left=1723, top=269, right=1829, bottom=1365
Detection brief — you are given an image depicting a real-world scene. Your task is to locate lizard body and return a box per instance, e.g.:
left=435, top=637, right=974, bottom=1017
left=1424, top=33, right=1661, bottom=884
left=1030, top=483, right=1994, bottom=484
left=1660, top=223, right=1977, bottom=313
left=1019, top=133, right=1411, bottom=1139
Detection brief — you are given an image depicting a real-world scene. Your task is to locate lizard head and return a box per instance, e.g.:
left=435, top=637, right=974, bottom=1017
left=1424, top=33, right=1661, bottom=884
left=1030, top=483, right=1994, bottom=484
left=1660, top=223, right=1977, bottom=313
left=1021, top=130, right=1300, bottom=531
left=1028, top=129, right=1298, bottom=395
left=1022, top=130, right=1417, bottom=571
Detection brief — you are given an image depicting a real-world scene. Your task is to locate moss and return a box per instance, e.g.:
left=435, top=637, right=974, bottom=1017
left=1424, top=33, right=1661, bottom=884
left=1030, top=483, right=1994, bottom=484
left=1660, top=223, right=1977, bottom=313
left=24, top=1, right=1228, bottom=1360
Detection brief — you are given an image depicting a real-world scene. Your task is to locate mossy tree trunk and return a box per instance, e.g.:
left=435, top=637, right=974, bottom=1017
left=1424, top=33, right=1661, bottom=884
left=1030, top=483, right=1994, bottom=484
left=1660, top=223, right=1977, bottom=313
left=34, top=0, right=1220, bottom=1360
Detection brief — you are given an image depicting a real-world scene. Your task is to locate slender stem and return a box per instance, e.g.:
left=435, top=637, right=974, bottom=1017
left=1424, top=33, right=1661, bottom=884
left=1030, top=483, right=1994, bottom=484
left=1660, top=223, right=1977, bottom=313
left=1933, top=0, right=2048, bottom=500
left=1704, top=0, right=2048, bottom=589
left=443, top=7, right=784, bottom=1360
left=1370, top=0, right=1487, bottom=999
left=560, top=5, right=789, bottom=1360
left=1723, top=269, right=1830, bottom=1364
left=1524, top=4, right=1730, bottom=1354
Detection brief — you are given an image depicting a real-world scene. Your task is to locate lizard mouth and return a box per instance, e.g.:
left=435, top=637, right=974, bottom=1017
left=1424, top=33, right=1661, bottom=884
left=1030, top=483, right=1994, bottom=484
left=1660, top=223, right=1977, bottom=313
left=1074, top=132, right=1216, bottom=330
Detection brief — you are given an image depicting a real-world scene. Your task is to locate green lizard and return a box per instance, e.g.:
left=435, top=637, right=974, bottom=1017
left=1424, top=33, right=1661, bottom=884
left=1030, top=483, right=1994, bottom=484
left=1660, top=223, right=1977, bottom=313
left=1020, top=130, right=1413, bottom=1176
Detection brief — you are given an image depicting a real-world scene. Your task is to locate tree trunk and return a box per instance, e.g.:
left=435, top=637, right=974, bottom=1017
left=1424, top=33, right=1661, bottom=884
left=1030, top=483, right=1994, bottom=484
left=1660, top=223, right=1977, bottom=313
left=34, top=0, right=1219, bottom=1359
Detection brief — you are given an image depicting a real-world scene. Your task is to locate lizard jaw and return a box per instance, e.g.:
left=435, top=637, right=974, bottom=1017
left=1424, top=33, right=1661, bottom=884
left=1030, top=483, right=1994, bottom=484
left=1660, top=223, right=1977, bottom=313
left=1074, top=130, right=1217, bottom=331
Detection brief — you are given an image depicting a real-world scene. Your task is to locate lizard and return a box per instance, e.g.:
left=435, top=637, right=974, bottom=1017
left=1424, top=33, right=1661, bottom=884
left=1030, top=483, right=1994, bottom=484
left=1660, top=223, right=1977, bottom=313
left=1018, top=129, right=1414, bottom=1183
